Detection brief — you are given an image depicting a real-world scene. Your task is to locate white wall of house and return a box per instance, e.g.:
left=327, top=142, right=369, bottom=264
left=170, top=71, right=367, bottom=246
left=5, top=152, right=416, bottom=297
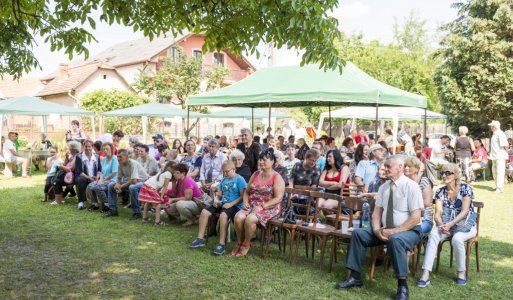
left=76, top=69, right=132, bottom=98
left=116, top=63, right=157, bottom=85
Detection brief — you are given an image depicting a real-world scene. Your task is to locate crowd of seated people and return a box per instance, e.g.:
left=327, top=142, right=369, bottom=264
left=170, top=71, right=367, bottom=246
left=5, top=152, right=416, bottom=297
left=34, top=121, right=501, bottom=300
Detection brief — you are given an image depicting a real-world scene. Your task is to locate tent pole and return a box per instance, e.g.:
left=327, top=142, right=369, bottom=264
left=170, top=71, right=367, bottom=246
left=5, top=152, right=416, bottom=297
left=0, top=114, right=4, bottom=150
left=423, top=108, right=427, bottom=144
left=444, top=119, right=447, bottom=134
left=329, top=102, right=332, bottom=137
left=186, top=105, right=190, bottom=140
left=251, top=107, right=254, bottom=133
left=268, top=102, right=271, bottom=136
left=375, top=102, right=379, bottom=138
left=42, top=115, right=48, bottom=136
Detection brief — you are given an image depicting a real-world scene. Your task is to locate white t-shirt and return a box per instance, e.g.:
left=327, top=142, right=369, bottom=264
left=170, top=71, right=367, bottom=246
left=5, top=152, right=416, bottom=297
left=144, top=171, right=172, bottom=190
left=47, top=157, right=63, bottom=176
left=283, top=158, right=300, bottom=176
left=2, top=140, right=15, bottom=160
left=293, top=127, right=307, bottom=140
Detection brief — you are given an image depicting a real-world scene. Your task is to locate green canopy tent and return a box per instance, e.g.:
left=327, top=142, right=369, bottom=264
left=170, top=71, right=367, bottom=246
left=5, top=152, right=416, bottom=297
left=206, top=107, right=290, bottom=132
left=189, top=63, right=427, bottom=137
left=0, top=96, right=94, bottom=140
left=101, top=102, right=205, bottom=142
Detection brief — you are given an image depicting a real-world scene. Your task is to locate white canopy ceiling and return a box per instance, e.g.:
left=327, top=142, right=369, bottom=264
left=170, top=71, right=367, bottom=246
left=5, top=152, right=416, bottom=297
left=319, top=106, right=446, bottom=120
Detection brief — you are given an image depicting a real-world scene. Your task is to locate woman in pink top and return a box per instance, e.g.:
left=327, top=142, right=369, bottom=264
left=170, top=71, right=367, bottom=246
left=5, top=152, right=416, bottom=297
left=471, top=138, right=488, bottom=171
left=166, top=163, right=204, bottom=226
left=232, top=148, right=285, bottom=257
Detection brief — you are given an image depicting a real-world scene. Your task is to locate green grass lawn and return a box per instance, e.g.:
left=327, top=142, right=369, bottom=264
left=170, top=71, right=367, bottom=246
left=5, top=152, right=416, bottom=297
left=1, top=172, right=512, bottom=299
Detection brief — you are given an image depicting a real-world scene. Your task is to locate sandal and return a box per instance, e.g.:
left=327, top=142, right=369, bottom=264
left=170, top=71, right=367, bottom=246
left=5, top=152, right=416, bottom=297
left=231, top=242, right=243, bottom=255
left=154, top=220, right=167, bottom=226
left=235, top=243, right=251, bottom=257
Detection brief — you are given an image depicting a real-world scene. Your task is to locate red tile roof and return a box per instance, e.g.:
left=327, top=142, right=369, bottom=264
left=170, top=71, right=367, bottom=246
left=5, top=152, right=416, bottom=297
left=37, top=62, right=116, bottom=97
left=0, top=76, right=44, bottom=98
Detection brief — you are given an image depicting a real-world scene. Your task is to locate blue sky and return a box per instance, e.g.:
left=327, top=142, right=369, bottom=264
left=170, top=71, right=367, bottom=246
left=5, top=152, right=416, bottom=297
left=28, top=0, right=458, bottom=76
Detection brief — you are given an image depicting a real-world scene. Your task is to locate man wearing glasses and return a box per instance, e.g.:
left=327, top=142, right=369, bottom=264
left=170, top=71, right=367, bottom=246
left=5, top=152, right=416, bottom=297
left=199, top=139, right=227, bottom=194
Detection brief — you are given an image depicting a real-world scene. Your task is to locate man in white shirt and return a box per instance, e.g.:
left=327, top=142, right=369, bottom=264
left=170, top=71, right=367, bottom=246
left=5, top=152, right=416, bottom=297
left=2, top=132, right=28, bottom=177
left=488, top=120, right=509, bottom=193
left=200, top=138, right=227, bottom=193
left=336, top=155, right=423, bottom=300
left=293, top=121, right=307, bottom=140
left=430, top=135, right=453, bottom=165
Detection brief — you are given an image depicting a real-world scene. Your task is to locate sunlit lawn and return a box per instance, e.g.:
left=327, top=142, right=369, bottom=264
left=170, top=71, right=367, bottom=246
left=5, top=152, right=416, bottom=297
left=1, top=171, right=512, bottom=299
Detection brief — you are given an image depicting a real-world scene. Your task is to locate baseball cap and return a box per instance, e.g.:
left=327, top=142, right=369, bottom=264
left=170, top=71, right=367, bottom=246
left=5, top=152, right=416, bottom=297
left=152, top=133, right=164, bottom=140
left=488, top=120, right=501, bottom=127
left=369, top=144, right=384, bottom=153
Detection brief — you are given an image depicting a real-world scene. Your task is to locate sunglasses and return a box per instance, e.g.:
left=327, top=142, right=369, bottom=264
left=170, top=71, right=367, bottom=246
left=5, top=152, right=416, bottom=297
left=441, top=171, right=454, bottom=176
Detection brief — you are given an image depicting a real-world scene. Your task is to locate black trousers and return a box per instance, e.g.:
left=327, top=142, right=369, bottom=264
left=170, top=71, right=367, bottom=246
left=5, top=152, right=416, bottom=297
left=75, top=176, right=92, bottom=204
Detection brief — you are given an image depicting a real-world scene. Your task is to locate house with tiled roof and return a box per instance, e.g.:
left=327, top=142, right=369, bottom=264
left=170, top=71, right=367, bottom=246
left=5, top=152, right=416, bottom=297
left=37, top=62, right=133, bottom=107
left=0, top=76, right=45, bottom=99
left=45, top=33, right=255, bottom=86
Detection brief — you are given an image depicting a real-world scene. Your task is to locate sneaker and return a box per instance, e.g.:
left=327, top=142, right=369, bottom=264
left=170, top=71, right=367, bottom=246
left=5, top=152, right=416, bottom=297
left=149, top=207, right=156, bottom=214
left=160, top=209, right=167, bottom=216
left=455, top=277, right=467, bottom=286
left=50, top=201, right=60, bottom=205
left=77, top=202, right=85, bottom=210
left=103, top=210, right=119, bottom=217
left=416, top=279, right=431, bottom=288
left=189, top=238, right=206, bottom=248
left=495, top=189, right=503, bottom=193
left=129, top=213, right=142, bottom=221
left=213, top=244, right=226, bottom=255
left=124, top=203, right=132, bottom=209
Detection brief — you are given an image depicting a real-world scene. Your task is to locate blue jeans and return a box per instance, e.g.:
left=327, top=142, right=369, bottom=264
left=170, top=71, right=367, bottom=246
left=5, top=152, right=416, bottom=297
left=128, top=182, right=144, bottom=214
left=346, top=225, right=422, bottom=277
left=421, top=219, right=433, bottom=234
left=107, top=181, right=122, bottom=213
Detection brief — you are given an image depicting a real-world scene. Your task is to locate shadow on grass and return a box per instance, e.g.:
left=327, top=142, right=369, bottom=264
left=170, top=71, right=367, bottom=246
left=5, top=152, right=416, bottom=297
left=471, top=183, right=496, bottom=191
left=1, top=185, right=513, bottom=299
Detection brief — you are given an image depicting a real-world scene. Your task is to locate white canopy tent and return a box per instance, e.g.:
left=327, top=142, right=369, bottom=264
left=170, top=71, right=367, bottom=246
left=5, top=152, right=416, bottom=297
left=317, top=106, right=447, bottom=149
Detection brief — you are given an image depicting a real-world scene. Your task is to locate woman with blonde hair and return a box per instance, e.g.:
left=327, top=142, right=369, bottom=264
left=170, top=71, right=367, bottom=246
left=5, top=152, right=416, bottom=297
left=404, top=156, right=433, bottom=234
left=417, top=163, right=477, bottom=287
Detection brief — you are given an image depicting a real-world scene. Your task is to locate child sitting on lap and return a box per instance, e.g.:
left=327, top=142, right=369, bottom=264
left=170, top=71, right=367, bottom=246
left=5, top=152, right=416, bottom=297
left=139, top=161, right=176, bottom=226
left=189, top=160, right=247, bottom=255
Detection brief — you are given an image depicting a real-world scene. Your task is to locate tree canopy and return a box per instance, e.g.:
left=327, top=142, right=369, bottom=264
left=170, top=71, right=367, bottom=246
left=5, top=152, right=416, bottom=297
left=434, top=0, right=513, bottom=136
left=1, top=0, right=342, bottom=78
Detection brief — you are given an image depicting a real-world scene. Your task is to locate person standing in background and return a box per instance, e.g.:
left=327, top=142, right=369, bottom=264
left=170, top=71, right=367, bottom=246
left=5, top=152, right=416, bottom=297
left=488, top=120, right=508, bottom=193
left=343, top=120, right=352, bottom=138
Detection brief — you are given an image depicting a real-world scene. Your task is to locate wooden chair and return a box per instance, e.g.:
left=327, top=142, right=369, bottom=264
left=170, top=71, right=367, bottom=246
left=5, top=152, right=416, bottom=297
left=327, top=196, right=375, bottom=273
left=292, top=191, right=340, bottom=270
left=324, top=184, right=364, bottom=226
left=435, top=201, right=483, bottom=277
left=264, top=188, right=313, bottom=261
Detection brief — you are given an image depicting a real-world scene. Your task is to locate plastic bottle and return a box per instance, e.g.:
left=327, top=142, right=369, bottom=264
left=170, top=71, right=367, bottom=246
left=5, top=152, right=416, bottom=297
left=361, top=197, right=371, bottom=228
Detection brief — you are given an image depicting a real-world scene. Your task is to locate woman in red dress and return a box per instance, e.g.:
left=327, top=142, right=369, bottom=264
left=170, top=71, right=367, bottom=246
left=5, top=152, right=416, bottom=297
left=232, top=148, right=285, bottom=257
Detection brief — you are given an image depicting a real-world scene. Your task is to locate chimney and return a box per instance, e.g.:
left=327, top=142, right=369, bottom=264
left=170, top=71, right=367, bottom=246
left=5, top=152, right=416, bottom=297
left=59, top=63, right=69, bottom=78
